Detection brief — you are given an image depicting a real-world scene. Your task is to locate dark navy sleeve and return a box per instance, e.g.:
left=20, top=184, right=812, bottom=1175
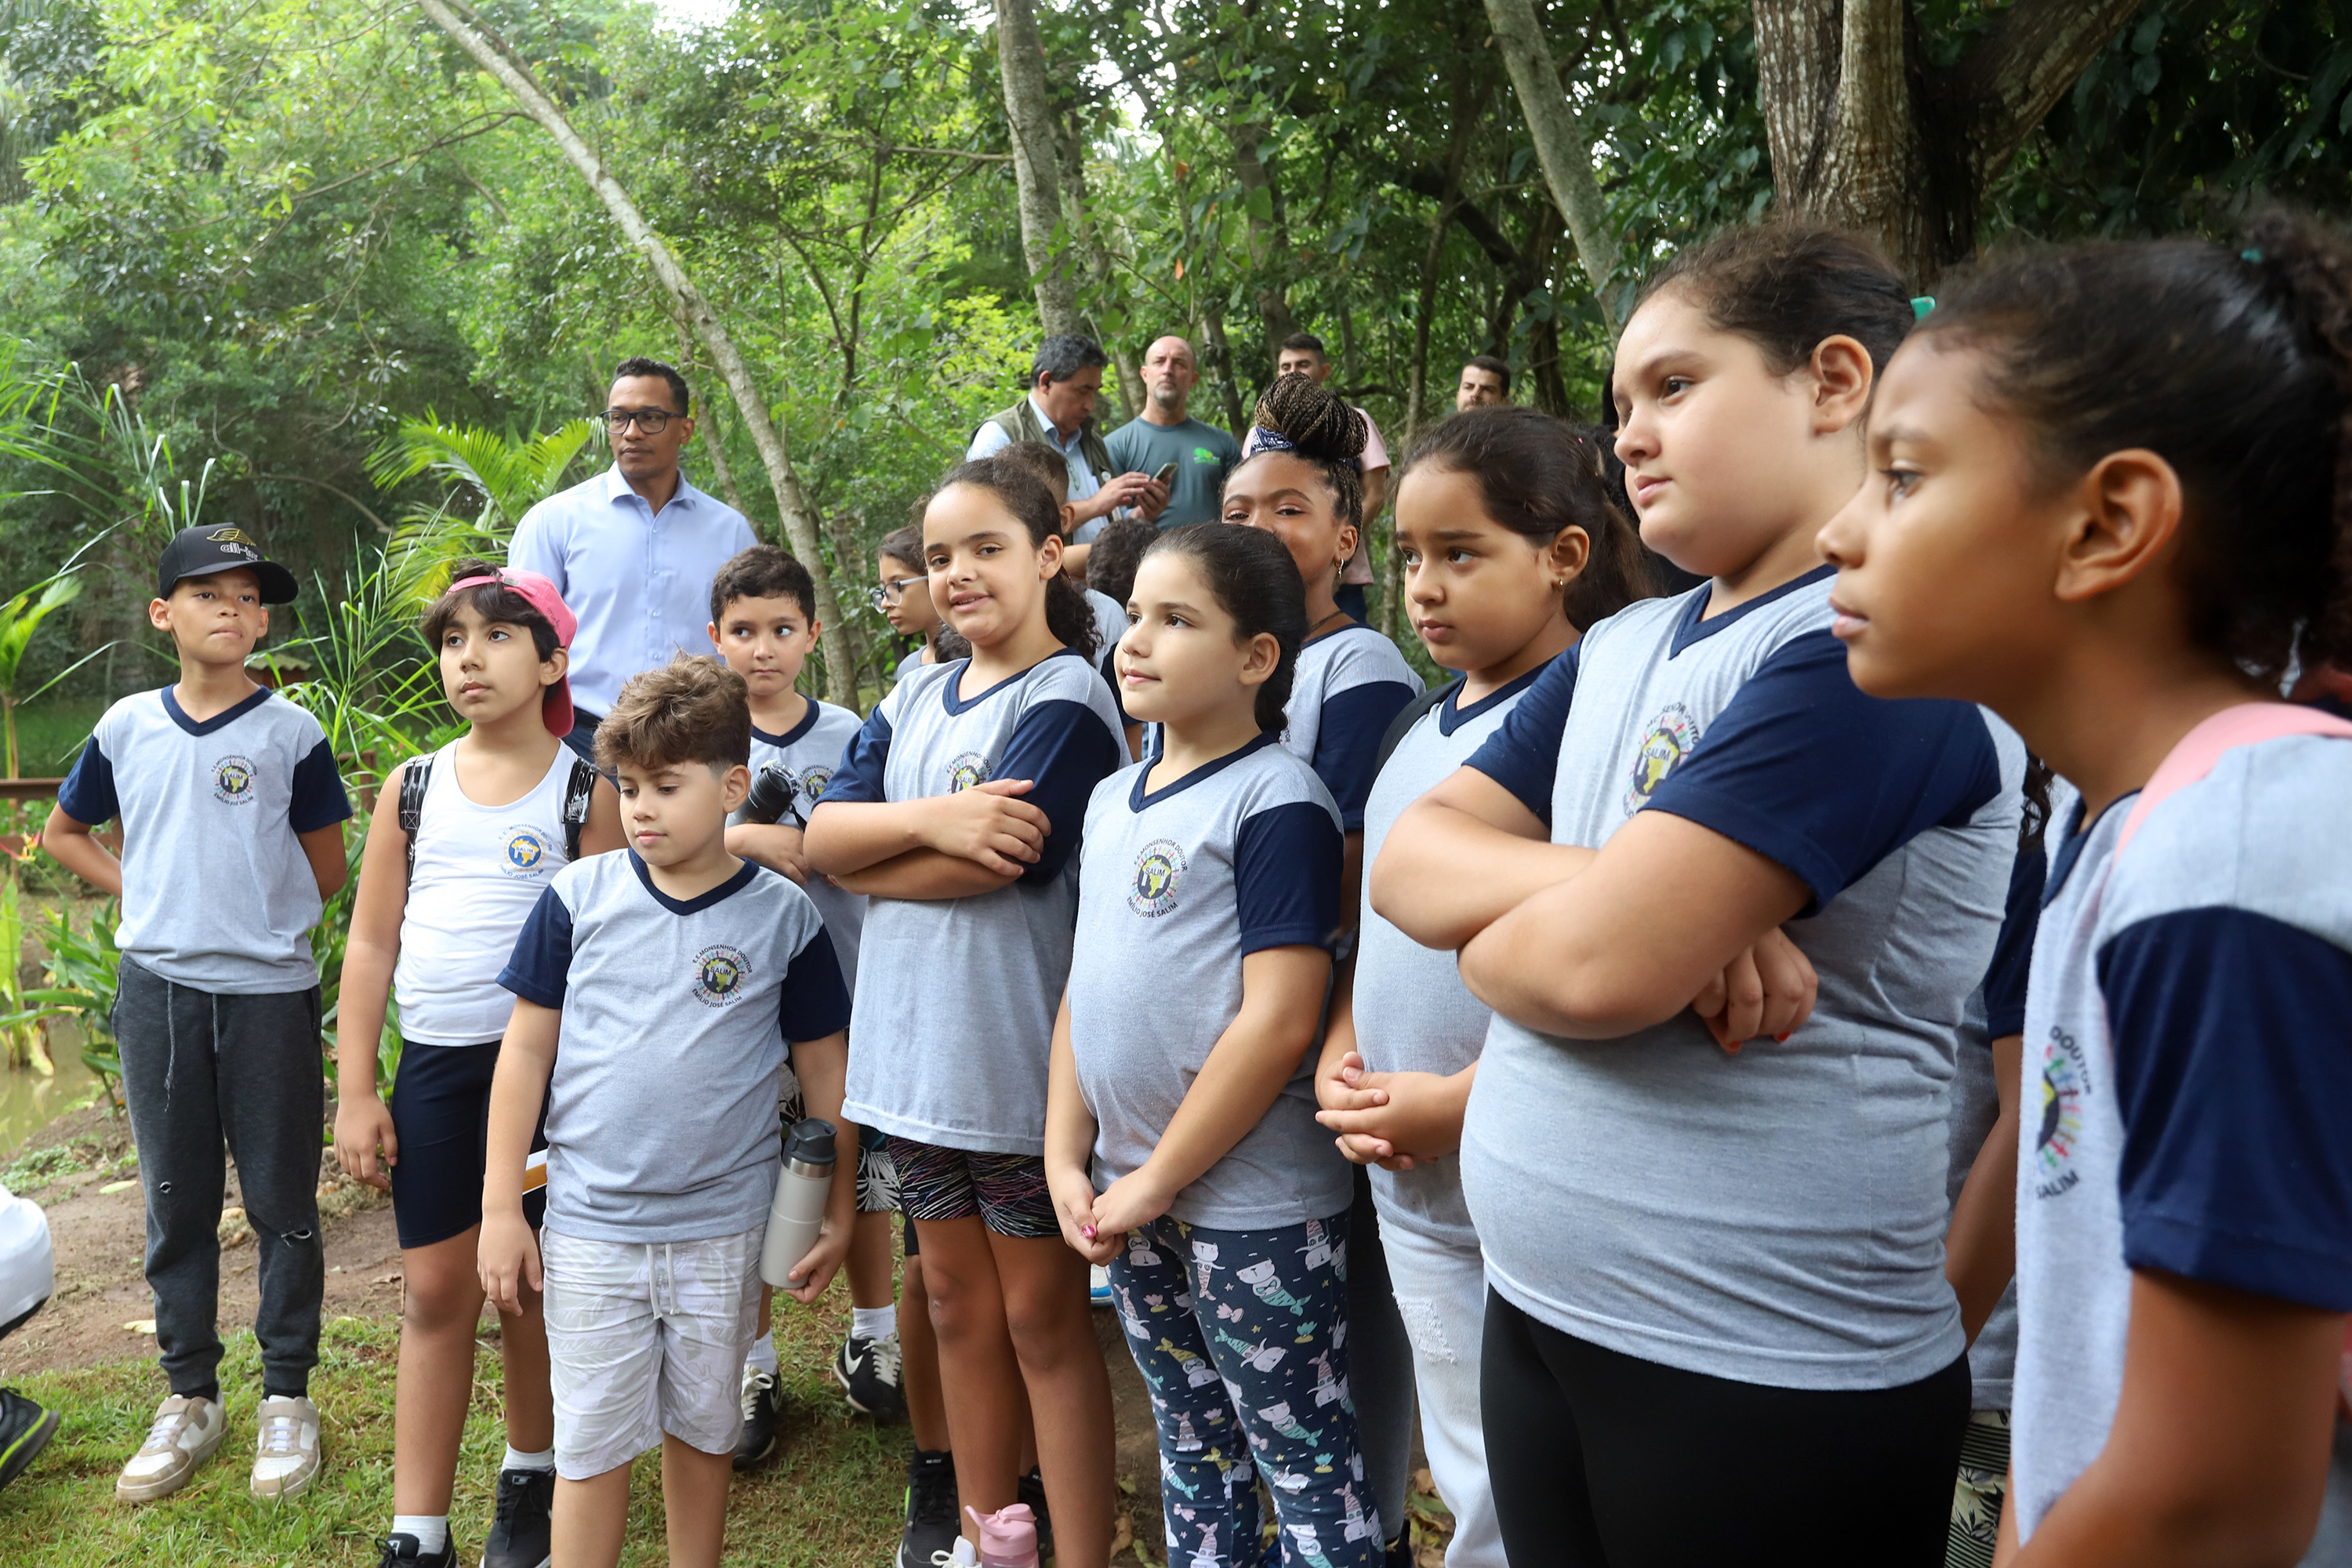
left=289, top=738, right=353, bottom=833
left=1465, top=644, right=1580, bottom=827
left=778, top=926, right=853, bottom=1041
left=815, top=706, right=893, bottom=807
left=54, top=735, right=117, bottom=826
left=996, top=698, right=1124, bottom=885
left=1644, top=630, right=2002, bottom=914
left=1312, top=683, right=1417, bottom=832
left=1234, top=802, right=1345, bottom=953
left=2099, top=907, right=2352, bottom=1311
left=1102, top=647, right=1133, bottom=727
left=1980, top=843, right=2045, bottom=1040
left=498, top=885, right=576, bottom=1010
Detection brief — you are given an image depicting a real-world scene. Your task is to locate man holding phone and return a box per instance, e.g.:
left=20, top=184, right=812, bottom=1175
left=1105, top=335, right=1242, bottom=531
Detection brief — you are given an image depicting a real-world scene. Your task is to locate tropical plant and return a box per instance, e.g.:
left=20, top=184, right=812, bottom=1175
left=363, top=413, right=599, bottom=543
left=0, top=570, right=80, bottom=778
left=18, top=896, right=123, bottom=1106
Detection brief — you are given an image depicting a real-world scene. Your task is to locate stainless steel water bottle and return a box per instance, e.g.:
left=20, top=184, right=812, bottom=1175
left=758, top=1118, right=836, bottom=1288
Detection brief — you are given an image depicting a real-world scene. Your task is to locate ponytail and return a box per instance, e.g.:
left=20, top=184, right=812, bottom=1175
left=931, top=456, right=1102, bottom=660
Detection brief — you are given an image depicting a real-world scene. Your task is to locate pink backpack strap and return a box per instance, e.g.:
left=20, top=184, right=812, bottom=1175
left=2114, top=702, right=2352, bottom=856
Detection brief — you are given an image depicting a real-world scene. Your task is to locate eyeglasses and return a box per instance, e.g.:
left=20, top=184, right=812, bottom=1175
left=867, top=575, right=925, bottom=610
left=601, top=408, right=678, bottom=434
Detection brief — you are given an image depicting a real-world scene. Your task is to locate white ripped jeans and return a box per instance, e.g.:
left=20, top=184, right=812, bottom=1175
left=1377, top=1212, right=1506, bottom=1568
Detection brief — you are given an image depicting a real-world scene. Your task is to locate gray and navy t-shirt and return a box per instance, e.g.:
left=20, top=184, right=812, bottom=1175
left=1355, top=664, right=1551, bottom=1246
left=498, top=850, right=850, bottom=1243
left=820, top=651, right=1124, bottom=1156
left=1459, top=568, right=2023, bottom=1390
left=1068, top=735, right=1347, bottom=1229
left=731, top=699, right=866, bottom=1000
left=1279, top=622, right=1420, bottom=832
left=58, top=686, right=351, bottom=993
left=2011, top=736, right=2352, bottom=1541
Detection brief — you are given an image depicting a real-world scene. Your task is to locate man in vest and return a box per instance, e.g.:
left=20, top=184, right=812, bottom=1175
left=967, top=335, right=1167, bottom=568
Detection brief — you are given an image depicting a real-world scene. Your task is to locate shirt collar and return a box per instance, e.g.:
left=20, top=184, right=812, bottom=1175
left=602, top=463, right=700, bottom=511
left=1027, top=393, right=1083, bottom=452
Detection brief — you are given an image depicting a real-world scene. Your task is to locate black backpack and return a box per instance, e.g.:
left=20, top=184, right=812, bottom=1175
left=1372, top=678, right=1460, bottom=775
left=399, top=752, right=598, bottom=878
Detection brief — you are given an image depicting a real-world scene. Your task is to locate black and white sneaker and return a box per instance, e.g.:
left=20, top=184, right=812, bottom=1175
left=898, top=1447, right=960, bottom=1568
left=376, top=1534, right=457, bottom=1568
left=833, top=1330, right=908, bottom=1424
left=481, top=1465, right=554, bottom=1568
left=0, top=1387, right=60, bottom=1493
left=733, top=1364, right=781, bottom=1471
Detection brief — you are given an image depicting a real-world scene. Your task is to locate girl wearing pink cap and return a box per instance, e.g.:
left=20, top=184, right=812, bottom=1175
left=334, top=561, right=625, bottom=1568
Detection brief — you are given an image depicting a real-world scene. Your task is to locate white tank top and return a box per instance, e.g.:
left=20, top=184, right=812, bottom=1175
left=393, top=742, right=583, bottom=1047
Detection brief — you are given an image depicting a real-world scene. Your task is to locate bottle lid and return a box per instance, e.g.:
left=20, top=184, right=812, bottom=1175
left=782, top=1117, right=837, bottom=1165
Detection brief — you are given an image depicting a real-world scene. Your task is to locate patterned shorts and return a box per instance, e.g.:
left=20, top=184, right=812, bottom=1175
left=777, top=1094, right=902, bottom=1214
left=885, top=1135, right=1058, bottom=1240
left=1947, top=1407, right=2010, bottom=1568
left=539, top=1226, right=764, bottom=1479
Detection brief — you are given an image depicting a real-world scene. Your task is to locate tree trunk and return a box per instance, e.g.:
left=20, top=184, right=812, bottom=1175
left=1483, top=0, right=1624, bottom=327
left=992, top=0, right=1080, bottom=337
left=1056, top=114, right=1141, bottom=418
left=1230, top=125, right=1297, bottom=371
left=419, top=0, right=857, bottom=706
left=1200, top=299, right=1248, bottom=436
left=1754, top=0, right=2143, bottom=285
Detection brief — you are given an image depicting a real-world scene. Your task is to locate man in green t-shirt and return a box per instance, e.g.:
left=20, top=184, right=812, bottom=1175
left=1104, top=336, right=1242, bottom=531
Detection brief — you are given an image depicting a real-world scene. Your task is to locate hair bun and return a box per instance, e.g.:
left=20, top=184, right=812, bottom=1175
left=1252, top=372, right=1367, bottom=464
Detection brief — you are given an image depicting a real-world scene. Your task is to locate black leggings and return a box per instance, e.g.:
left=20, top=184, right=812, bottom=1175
left=1481, top=1290, right=1968, bottom=1567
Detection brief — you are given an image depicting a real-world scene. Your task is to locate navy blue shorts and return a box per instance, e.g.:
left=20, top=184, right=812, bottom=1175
left=386, top=1039, right=547, bottom=1250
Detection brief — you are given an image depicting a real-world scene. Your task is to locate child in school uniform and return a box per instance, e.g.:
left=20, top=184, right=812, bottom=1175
left=477, top=657, right=855, bottom=1568
left=42, top=524, right=353, bottom=1504
left=1084, top=517, right=1160, bottom=762
left=806, top=454, right=1126, bottom=1568
left=1047, top=521, right=1371, bottom=1568
left=333, top=563, right=624, bottom=1567
left=1314, top=408, right=1650, bottom=1568
left=1374, top=227, right=2026, bottom=1563
left=703, top=544, right=935, bottom=1470
left=1818, top=216, right=2352, bottom=1565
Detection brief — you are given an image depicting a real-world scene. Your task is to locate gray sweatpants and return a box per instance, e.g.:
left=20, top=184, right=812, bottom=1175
left=114, top=957, right=324, bottom=1399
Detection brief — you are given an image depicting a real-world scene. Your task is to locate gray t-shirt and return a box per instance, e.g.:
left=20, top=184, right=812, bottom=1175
left=732, top=699, right=866, bottom=1000
left=499, top=850, right=850, bottom=1243
left=1460, top=571, right=2021, bottom=1390
left=1103, top=416, right=1242, bottom=530
left=57, top=687, right=351, bottom=993
left=1355, top=667, right=1549, bottom=1245
left=1068, top=735, right=1348, bottom=1229
left=822, top=652, right=1124, bottom=1156
left=1946, top=993, right=2020, bottom=1410
left=1281, top=623, right=1420, bottom=833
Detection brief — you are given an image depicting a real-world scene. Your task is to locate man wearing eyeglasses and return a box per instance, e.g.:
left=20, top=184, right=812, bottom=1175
left=510, top=357, right=758, bottom=762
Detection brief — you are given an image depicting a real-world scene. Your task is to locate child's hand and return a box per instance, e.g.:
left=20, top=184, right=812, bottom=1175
left=923, top=779, right=1049, bottom=875
left=725, top=822, right=810, bottom=884
left=1088, top=1169, right=1173, bottom=1248
left=332, top=1094, right=399, bottom=1193
left=1316, top=1048, right=1387, bottom=1115
left=1049, top=1163, right=1120, bottom=1265
left=1691, top=926, right=1818, bottom=1054
left=478, top=1210, right=542, bottom=1316
left=775, top=1215, right=852, bottom=1305
left=1316, top=1067, right=1467, bottom=1169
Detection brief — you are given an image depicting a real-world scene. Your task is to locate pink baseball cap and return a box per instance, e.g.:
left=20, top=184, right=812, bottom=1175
left=445, top=568, right=579, bottom=737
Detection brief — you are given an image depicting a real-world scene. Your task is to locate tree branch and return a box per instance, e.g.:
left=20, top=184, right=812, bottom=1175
left=1483, top=0, right=1622, bottom=326
left=1955, top=0, right=2143, bottom=176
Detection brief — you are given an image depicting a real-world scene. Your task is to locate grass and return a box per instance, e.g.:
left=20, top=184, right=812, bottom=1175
left=0, top=1305, right=911, bottom=1566
left=9, top=698, right=104, bottom=777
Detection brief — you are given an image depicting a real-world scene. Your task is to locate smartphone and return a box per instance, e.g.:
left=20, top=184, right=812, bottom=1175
left=1152, top=462, right=1178, bottom=486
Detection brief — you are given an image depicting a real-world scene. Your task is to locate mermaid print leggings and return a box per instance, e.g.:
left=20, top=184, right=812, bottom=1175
left=1107, top=1211, right=1382, bottom=1568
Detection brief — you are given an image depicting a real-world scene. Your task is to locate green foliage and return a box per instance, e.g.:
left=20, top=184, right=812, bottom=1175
left=365, top=414, right=597, bottom=539
left=24, top=896, right=124, bottom=1105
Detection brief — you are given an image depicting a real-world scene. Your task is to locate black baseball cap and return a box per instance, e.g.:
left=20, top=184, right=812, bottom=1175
left=156, top=524, right=299, bottom=604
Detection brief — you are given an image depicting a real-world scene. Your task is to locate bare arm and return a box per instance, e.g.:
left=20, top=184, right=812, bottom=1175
left=1367, top=767, right=1595, bottom=952
left=1360, top=465, right=1389, bottom=526
left=478, top=999, right=560, bottom=1314
left=776, top=1029, right=856, bottom=1302
left=833, top=848, right=1018, bottom=900
left=39, top=802, right=121, bottom=898
left=2013, top=1271, right=2343, bottom=1568
left=725, top=822, right=810, bottom=884
left=804, top=778, right=1047, bottom=878
left=579, top=775, right=626, bottom=856
left=331, top=765, right=412, bottom=1192
left=300, top=822, right=350, bottom=898
left=1947, top=1033, right=2024, bottom=1345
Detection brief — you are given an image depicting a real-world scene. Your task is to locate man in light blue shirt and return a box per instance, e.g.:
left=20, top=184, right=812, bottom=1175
left=510, top=357, right=759, bottom=761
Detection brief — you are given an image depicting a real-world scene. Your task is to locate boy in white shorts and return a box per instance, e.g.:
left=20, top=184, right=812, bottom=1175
left=477, top=655, right=856, bottom=1568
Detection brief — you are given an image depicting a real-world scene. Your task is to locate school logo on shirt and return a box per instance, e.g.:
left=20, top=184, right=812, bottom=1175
left=212, top=755, right=260, bottom=804
left=691, top=944, right=753, bottom=1007
left=2032, top=1025, right=2090, bottom=1200
left=499, top=825, right=552, bottom=878
left=1129, top=839, right=1188, bottom=917
left=946, top=752, right=993, bottom=793
left=800, top=765, right=833, bottom=801
left=1622, top=703, right=1701, bottom=815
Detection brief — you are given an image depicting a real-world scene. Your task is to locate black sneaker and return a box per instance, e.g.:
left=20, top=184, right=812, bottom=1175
left=898, top=1447, right=960, bottom=1568
left=1018, top=1465, right=1054, bottom=1563
left=375, top=1534, right=457, bottom=1568
left=481, top=1465, right=554, bottom=1568
left=834, top=1330, right=908, bottom=1424
left=0, top=1387, right=60, bottom=1493
left=733, top=1364, right=781, bottom=1471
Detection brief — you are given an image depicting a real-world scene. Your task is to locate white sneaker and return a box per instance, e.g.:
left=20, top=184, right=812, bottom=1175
left=116, top=1392, right=227, bottom=1502
left=249, top=1394, right=321, bottom=1499
left=1089, top=1263, right=1113, bottom=1307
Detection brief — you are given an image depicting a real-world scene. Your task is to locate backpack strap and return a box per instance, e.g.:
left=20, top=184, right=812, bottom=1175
left=398, top=753, right=434, bottom=881
left=2113, top=702, right=2352, bottom=857
left=1374, top=680, right=1456, bottom=776
left=560, top=756, right=597, bottom=863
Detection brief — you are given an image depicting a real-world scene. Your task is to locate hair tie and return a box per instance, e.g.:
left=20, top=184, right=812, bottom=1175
left=1911, top=296, right=1936, bottom=321
left=1249, top=426, right=1297, bottom=454
left=2241, top=247, right=2267, bottom=263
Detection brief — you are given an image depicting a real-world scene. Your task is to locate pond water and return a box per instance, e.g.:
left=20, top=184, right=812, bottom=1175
left=0, top=1018, right=99, bottom=1162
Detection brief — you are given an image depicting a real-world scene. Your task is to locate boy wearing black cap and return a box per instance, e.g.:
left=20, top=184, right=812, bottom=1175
left=41, top=524, right=353, bottom=1504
